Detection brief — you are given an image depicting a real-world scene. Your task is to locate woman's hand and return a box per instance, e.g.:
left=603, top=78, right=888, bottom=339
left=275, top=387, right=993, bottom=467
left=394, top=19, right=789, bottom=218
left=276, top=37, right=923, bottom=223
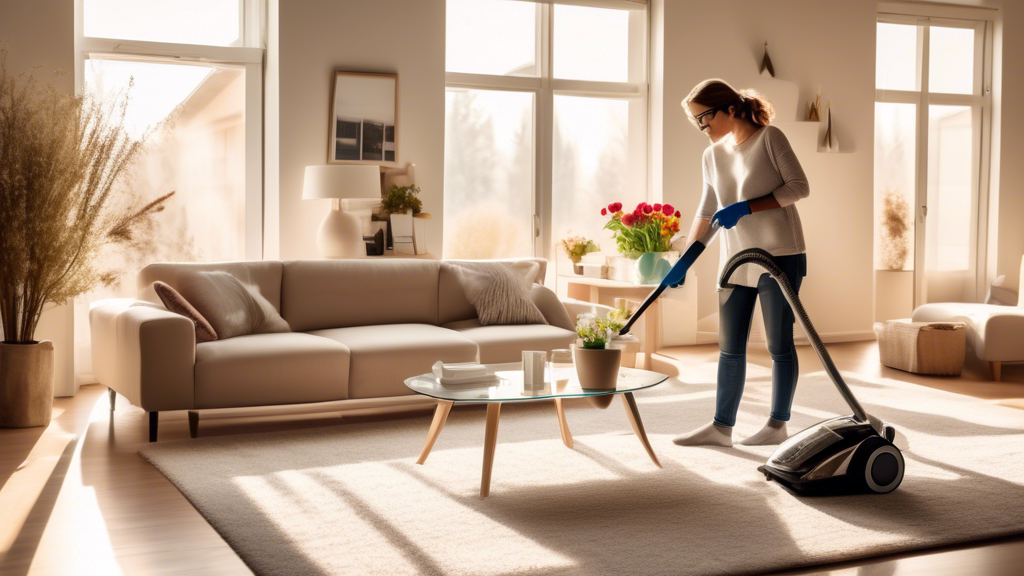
left=711, top=201, right=751, bottom=229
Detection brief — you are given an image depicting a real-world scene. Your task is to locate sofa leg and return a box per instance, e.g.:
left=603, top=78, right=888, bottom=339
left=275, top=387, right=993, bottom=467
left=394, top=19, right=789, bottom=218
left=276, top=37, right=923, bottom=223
left=188, top=411, right=199, bottom=439
left=149, top=412, right=159, bottom=442
left=108, top=387, right=116, bottom=412
left=991, top=361, right=1002, bottom=382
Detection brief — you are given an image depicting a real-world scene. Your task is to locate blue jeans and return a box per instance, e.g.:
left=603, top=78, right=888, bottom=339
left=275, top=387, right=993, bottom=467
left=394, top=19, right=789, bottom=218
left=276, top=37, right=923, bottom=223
left=714, top=254, right=807, bottom=428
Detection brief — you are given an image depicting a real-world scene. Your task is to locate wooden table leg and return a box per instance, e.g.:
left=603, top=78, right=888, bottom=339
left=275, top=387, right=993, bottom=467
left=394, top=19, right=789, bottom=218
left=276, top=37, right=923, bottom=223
left=481, top=403, right=502, bottom=498
left=554, top=398, right=573, bottom=449
left=622, top=392, right=661, bottom=468
left=417, top=400, right=453, bottom=465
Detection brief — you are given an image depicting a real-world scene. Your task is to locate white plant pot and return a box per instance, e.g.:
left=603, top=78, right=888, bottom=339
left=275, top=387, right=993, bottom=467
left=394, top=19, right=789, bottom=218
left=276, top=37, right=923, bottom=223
left=390, top=212, right=415, bottom=254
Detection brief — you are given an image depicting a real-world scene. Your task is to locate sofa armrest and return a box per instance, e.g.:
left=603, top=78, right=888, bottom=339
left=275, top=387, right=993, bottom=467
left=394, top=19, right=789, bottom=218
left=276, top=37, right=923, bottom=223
left=561, top=298, right=616, bottom=321
left=987, top=275, right=1019, bottom=306
left=90, top=299, right=196, bottom=412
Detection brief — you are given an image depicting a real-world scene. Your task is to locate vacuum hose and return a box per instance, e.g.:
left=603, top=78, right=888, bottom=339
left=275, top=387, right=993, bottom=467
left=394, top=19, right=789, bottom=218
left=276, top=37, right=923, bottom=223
left=719, top=249, right=870, bottom=424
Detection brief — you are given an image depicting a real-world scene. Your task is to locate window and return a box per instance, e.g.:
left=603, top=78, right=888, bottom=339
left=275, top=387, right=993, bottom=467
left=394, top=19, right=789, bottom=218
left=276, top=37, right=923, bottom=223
left=874, top=12, right=991, bottom=307
left=443, top=0, right=647, bottom=262
left=74, top=0, right=264, bottom=381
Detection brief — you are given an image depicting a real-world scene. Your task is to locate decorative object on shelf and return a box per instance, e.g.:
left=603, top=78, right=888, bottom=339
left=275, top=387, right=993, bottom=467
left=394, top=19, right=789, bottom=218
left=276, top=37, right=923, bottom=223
left=880, top=189, right=911, bottom=270
left=608, top=256, right=634, bottom=282
left=381, top=163, right=431, bottom=255
left=759, top=41, right=775, bottom=78
left=560, top=234, right=600, bottom=274
left=303, top=164, right=382, bottom=258
left=329, top=71, right=397, bottom=165
left=578, top=262, right=607, bottom=279
left=633, top=252, right=677, bottom=286
left=413, top=213, right=431, bottom=255
left=365, top=219, right=388, bottom=255
left=0, top=48, right=173, bottom=424
left=573, top=313, right=621, bottom=408
left=821, top=106, right=840, bottom=152
left=807, top=86, right=822, bottom=122
left=603, top=201, right=681, bottom=285
left=365, top=227, right=385, bottom=256
left=382, top=182, right=423, bottom=255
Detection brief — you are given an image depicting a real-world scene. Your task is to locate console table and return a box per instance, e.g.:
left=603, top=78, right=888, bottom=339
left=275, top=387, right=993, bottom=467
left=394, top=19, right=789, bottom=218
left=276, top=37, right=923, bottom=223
left=556, top=274, right=698, bottom=369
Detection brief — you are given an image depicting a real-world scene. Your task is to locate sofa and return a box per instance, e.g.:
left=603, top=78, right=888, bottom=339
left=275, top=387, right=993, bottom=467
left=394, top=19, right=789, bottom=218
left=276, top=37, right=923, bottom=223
left=911, top=255, right=1024, bottom=381
left=91, top=258, right=613, bottom=441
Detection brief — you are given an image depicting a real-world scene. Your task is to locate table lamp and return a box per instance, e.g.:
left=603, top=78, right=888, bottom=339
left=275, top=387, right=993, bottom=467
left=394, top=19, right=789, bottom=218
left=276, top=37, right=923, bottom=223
left=302, top=165, right=381, bottom=258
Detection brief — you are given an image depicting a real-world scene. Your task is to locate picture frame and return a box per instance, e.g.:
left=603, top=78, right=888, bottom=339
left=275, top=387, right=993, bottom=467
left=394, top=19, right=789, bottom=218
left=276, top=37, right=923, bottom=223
left=328, top=71, right=398, bottom=165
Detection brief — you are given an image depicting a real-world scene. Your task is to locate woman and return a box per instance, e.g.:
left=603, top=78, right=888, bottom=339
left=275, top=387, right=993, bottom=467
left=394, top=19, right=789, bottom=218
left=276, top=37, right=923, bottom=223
left=672, top=79, right=810, bottom=447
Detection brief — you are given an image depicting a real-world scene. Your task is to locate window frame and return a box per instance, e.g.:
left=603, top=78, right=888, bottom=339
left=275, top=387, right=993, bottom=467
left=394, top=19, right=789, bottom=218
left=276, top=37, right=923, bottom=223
left=875, top=8, right=994, bottom=305
left=444, top=0, right=648, bottom=261
left=73, top=0, right=266, bottom=260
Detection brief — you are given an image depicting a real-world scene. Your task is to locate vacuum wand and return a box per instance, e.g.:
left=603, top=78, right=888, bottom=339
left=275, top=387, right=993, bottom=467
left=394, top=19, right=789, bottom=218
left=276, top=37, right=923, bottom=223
left=618, top=222, right=721, bottom=337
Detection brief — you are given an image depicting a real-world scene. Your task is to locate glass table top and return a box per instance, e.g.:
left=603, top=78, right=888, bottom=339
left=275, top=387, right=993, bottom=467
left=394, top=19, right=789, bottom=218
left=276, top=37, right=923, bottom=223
left=404, top=362, right=669, bottom=403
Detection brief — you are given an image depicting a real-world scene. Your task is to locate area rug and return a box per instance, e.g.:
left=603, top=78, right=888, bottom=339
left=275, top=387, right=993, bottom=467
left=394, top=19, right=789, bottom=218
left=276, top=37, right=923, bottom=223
left=140, top=365, right=1024, bottom=576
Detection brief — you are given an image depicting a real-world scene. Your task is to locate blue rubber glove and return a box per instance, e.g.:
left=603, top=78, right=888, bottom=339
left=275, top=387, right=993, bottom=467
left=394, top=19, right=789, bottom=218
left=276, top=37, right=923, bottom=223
left=711, top=201, right=751, bottom=229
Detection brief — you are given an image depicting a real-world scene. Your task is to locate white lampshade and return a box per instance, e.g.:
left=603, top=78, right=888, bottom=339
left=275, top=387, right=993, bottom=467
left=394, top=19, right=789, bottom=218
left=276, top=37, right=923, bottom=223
left=302, top=165, right=380, bottom=200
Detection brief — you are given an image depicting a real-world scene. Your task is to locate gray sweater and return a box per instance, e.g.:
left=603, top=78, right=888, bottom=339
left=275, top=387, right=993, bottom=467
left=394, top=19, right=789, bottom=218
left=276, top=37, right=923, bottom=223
left=697, top=125, right=810, bottom=288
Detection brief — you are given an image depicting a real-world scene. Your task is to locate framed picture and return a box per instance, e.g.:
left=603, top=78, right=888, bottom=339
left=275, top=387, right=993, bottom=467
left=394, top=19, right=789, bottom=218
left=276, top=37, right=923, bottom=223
left=329, top=71, right=397, bottom=165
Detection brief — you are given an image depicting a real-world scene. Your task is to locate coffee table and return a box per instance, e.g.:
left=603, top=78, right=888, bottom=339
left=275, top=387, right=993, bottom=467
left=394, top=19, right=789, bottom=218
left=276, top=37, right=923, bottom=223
left=405, top=362, right=669, bottom=497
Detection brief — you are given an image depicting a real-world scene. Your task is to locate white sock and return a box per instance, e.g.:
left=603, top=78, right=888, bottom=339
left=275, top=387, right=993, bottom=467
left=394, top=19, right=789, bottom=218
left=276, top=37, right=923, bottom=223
left=673, top=421, right=733, bottom=447
left=739, top=418, right=789, bottom=446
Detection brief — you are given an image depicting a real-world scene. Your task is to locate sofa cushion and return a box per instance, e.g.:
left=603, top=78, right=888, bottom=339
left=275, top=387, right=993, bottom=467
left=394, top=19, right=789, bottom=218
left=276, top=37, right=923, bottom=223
left=194, top=333, right=350, bottom=409
left=308, top=324, right=479, bottom=399
left=529, top=285, right=575, bottom=331
left=442, top=319, right=576, bottom=363
left=438, top=257, right=550, bottom=325
left=138, top=261, right=284, bottom=313
left=282, top=260, right=441, bottom=332
left=912, top=303, right=1024, bottom=361
left=444, top=261, right=547, bottom=326
left=172, top=271, right=291, bottom=340
left=153, top=281, right=219, bottom=343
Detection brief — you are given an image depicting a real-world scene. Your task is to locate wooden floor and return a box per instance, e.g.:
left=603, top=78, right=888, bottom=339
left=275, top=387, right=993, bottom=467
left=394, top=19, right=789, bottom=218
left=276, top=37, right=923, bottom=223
left=0, top=341, right=1021, bottom=576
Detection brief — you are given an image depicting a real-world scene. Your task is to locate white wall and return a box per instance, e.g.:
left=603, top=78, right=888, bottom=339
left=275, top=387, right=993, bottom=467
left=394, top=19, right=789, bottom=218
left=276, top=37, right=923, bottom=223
left=653, top=0, right=877, bottom=341
left=0, top=0, right=76, bottom=396
left=991, top=0, right=1024, bottom=292
left=268, top=0, right=446, bottom=261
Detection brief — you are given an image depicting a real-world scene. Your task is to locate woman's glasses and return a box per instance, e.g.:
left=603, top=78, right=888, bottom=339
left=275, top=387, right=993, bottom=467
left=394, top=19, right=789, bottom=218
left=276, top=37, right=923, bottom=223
left=694, top=106, right=725, bottom=130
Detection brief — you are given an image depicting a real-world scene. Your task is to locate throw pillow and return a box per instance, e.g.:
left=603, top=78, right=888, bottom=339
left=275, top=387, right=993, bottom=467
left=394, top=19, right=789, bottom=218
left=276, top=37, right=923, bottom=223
left=446, top=262, right=548, bottom=326
left=172, top=271, right=291, bottom=339
left=509, top=260, right=541, bottom=285
left=529, top=285, right=575, bottom=332
left=153, top=281, right=219, bottom=343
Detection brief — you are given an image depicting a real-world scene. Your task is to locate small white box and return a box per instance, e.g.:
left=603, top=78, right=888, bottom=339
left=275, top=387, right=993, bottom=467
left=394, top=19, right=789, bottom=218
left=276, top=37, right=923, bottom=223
left=579, top=263, right=607, bottom=279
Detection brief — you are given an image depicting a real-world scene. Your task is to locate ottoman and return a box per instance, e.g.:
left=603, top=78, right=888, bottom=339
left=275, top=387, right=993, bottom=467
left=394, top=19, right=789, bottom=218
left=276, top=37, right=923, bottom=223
left=875, top=319, right=967, bottom=376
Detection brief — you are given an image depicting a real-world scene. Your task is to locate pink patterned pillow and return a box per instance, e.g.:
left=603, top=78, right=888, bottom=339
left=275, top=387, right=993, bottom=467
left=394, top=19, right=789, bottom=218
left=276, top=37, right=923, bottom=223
left=153, top=281, right=219, bottom=343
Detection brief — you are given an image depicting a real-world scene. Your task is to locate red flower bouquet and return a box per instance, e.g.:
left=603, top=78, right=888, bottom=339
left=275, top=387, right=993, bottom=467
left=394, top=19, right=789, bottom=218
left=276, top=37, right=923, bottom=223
left=602, top=201, right=681, bottom=258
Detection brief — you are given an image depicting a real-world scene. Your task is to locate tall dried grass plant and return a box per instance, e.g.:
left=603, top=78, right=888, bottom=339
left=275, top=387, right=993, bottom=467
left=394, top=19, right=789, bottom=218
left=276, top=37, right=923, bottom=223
left=880, top=188, right=911, bottom=270
left=0, top=49, right=173, bottom=343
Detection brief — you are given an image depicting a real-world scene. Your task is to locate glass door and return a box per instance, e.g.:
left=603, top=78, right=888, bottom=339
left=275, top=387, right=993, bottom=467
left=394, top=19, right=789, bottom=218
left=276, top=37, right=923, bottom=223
left=874, top=16, right=988, bottom=317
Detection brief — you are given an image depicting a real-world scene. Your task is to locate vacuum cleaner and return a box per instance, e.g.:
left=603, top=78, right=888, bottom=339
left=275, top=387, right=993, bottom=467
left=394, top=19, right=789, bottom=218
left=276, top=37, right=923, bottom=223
left=618, top=223, right=905, bottom=495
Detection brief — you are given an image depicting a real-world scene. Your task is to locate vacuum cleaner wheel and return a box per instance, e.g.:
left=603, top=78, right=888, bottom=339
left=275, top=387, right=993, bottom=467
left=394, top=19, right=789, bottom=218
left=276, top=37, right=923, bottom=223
left=849, top=436, right=905, bottom=494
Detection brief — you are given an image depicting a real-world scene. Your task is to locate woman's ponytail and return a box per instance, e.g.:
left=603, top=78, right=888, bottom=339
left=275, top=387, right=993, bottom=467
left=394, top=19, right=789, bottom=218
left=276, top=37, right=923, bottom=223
left=684, top=79, right=775, bottom=128
left=737, top=89, right=775, bottom=127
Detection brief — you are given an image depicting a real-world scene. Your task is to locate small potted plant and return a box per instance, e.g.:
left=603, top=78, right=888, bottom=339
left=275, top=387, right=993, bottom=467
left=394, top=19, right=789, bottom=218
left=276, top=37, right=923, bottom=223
left=602, top=201, right=682, bottom=285
left=560, top=235, right=600, bottom=275
left=381, top=184, right=423, bottom=247
left=573, top=313, right=622, bottom=409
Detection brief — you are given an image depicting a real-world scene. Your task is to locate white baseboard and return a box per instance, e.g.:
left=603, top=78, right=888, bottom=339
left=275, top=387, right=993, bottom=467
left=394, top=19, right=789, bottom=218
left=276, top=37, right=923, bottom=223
left=794, top=330, right=877, bottom=345
left=694, top=330, right=877, bottom=346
